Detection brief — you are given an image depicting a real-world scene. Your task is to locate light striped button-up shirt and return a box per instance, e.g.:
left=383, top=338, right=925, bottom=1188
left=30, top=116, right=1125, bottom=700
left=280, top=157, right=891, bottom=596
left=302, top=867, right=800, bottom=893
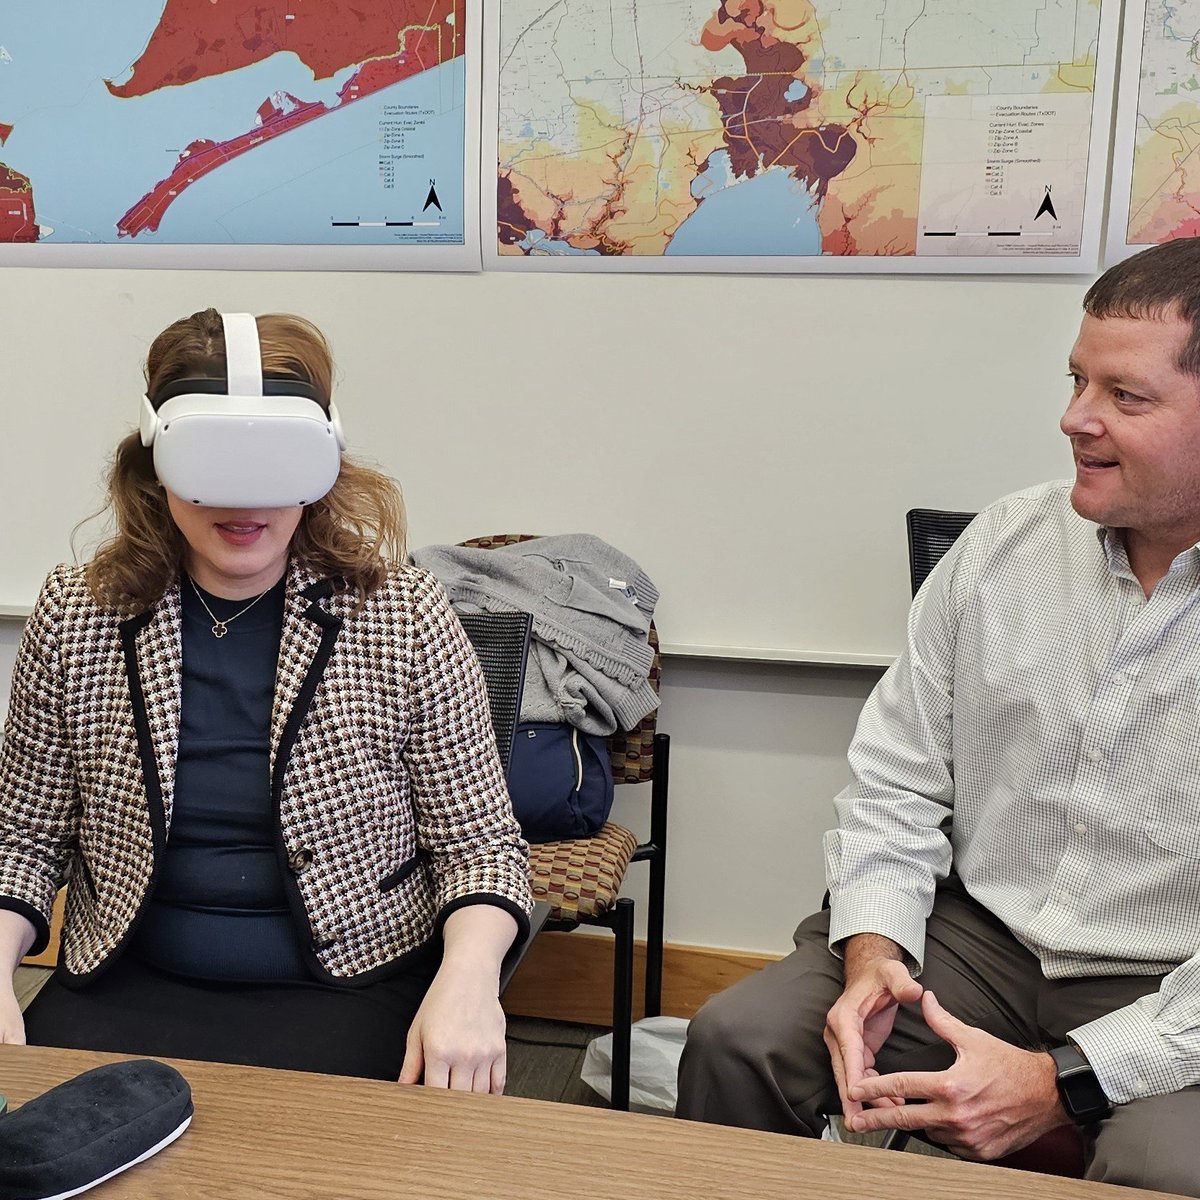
left=825, top=481, right=1200, bottom=1106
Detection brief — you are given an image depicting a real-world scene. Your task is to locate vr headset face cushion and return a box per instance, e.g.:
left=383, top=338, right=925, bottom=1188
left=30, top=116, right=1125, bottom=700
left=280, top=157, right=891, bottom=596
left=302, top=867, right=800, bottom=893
left=0, top=1059, right=192, bottom=1200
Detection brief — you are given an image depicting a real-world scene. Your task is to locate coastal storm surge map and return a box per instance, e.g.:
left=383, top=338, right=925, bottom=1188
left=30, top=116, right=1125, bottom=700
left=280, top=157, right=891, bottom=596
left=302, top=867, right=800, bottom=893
left=1107, top=0, right=1200, bottom=263
left=0, top=0, right=476, bottom=267
left=487, top=0, right=1119, bottom=273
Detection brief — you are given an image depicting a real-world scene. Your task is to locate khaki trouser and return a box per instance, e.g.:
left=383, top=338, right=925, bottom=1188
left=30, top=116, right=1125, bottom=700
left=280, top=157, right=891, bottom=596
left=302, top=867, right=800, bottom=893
left=677, top=880, right=1200, bottom=1196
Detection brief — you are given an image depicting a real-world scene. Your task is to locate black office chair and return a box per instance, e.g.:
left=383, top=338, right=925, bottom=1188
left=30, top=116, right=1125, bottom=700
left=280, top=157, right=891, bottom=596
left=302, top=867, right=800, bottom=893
left=459, top=533, right=669, bottom=1113
left=457, top=610, right=532, bottom=773
left=905, top=509, right=976, bottom=596
left=456, top=610, right=550, bottom=995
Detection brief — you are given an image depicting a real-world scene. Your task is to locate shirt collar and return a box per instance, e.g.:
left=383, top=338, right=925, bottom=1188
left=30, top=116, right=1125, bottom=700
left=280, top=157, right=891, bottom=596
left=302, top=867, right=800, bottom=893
left=1095, top=524, right=1200, bottom=583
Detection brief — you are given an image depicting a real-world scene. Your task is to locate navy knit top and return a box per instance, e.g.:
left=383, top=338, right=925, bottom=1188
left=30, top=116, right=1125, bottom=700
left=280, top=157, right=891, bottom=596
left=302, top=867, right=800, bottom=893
left=132, top=574, right=311, bottom=982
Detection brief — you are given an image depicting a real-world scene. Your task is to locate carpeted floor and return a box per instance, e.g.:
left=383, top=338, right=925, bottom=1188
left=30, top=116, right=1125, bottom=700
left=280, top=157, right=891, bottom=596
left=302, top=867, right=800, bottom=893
left=503, top=1016, right=609, bottom=1106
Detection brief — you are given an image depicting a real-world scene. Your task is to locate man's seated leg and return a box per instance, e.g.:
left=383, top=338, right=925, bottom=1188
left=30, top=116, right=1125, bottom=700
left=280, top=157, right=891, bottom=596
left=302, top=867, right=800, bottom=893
left=871, top=877, right=1044, bottom=1076
left=1041, top=972, right=1199, bottom=1192
left=1087, top=1087, right=1200, bottom=1196
left=678, top=879, right=1044, bottom=1137
left=676, top=906, right=844, bottom=1136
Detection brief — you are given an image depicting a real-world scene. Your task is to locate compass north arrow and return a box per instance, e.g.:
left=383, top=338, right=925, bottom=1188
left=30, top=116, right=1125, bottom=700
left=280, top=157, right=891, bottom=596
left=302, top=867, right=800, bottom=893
left=1035, top=186, right=1057, bottom=221
left=423, top=182, right=442, bottom=213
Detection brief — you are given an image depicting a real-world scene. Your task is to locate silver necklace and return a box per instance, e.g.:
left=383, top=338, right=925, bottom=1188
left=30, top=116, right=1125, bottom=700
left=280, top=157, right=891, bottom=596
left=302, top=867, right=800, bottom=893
left=188, top=577, right=272, bottom=639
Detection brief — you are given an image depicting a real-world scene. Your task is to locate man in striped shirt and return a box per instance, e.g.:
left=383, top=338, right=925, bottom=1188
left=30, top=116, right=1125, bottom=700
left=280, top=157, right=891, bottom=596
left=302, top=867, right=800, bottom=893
left=678, top=238, right=1200, bottom=1195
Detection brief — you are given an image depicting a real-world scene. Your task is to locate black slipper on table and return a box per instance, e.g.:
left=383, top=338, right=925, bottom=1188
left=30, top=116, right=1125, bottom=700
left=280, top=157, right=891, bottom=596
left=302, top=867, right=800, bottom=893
left=0, top=1059, right=192, bottom=1200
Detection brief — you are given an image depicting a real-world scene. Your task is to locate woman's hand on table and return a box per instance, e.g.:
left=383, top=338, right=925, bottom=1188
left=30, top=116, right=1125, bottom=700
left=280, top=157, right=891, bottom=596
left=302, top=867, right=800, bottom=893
left=398, top=904, right=519, bottom=1094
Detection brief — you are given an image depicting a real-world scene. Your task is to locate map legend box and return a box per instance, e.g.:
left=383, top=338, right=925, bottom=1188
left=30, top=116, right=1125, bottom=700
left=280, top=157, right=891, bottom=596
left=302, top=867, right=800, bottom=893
left=917, top=92, right=1093, bottom=257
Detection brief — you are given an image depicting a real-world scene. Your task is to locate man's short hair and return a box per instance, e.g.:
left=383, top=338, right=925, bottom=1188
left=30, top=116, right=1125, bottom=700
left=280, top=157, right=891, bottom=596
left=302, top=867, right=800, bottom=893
left=1084, top=238, right=1200, bottom=377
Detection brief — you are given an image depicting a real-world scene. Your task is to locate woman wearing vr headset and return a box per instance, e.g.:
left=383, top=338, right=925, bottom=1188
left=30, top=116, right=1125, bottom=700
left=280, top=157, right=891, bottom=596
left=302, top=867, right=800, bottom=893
left=0, top=309, right=532, bottom=1089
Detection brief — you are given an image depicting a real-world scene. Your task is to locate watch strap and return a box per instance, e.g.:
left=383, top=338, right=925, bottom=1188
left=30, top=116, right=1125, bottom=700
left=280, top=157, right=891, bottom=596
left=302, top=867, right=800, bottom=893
left=1049, top=1043, right=1112, bottom=1125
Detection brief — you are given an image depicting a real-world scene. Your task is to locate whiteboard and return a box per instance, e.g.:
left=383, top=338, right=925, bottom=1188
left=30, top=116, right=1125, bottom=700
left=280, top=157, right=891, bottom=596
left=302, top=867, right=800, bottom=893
left=0, top=266, right=1083, bottom=663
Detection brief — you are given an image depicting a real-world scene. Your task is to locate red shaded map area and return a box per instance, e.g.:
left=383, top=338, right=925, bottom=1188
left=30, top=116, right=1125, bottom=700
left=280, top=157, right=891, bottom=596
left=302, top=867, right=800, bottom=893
left=0, top=164, right=37, bottom=242
left=497, top=174, right=532, bottom=249
left=700, top=0, right=854, bottom=197
left=0, top=125, right=13, bottom=147
left=107, top=0, right=461, bottom=97
left=116, top=14, right=459, bottom=238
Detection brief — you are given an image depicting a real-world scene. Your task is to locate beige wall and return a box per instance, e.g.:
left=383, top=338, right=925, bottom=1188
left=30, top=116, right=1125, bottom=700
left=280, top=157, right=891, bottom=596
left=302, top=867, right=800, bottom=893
left=0, top=266, right=1079, bottom=661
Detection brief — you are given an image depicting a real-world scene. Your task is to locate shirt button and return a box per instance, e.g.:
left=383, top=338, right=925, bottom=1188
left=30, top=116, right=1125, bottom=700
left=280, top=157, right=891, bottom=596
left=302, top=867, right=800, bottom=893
left=1058, top=891, right=1072, bottom=905
left=1074, top=823, right=1088, bottom=836
left=1086, top=748, right=1104, bottom=764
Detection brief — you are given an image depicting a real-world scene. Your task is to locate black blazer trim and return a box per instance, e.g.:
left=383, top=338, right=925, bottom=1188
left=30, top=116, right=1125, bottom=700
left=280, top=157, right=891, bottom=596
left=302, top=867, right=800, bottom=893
left=434, top=894, right=532, bottom=949
left=119, top=609, right=167, bottom=855
left=296, top=935, right=443, bottom=990
left=59, top=612, right=167, bottom=990
left=300, top=576, right=347, bottom=603
left=378, top=851, right=431, bottom=894
left=271, top=595, right=346, bottom=983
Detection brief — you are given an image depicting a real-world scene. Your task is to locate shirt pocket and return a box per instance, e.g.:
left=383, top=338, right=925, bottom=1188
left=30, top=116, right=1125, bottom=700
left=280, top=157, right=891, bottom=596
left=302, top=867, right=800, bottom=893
left=1144, top=711, right=1200, bottom=860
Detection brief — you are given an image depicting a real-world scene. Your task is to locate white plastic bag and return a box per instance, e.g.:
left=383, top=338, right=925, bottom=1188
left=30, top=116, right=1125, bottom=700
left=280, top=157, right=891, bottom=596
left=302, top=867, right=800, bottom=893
left=580, top=1015, right=690, bottom=1114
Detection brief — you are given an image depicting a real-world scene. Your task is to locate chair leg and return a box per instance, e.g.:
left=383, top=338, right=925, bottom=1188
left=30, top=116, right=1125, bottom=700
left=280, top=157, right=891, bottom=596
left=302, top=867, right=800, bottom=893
left=644, top=734, right=669, bottom=1018
left=610, top=896, right=635, bottom=1111
left=645, top=863, right=664, bottom=1018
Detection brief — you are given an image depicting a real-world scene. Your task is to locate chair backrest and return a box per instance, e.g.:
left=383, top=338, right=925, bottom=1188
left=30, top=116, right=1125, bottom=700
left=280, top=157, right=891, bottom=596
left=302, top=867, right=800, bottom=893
left=460, top=534, right=661, bottom=785
left=457, top=610, right=532, bottom=775
left=609, top=622, right=660, bottom=785
left=905, top=509, right=976, bottom=597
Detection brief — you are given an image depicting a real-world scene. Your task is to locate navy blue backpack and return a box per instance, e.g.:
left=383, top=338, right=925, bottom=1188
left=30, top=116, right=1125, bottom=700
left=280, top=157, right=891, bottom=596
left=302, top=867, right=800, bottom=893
left=506, top=722, right=614, bottom=843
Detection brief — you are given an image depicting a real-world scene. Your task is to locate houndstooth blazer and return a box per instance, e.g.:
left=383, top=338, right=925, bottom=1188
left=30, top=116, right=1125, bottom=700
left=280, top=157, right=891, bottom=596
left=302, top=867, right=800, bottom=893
left=0, top=560, right=532, bottom=986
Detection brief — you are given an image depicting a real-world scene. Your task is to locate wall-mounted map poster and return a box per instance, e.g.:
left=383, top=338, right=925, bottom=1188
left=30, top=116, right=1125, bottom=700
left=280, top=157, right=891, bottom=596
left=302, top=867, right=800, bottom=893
left=0, top=1, right=479, bottom=269
left=486, top=0, right=1119, bottom=274
left=1108, top=0, right=1200, bottom=264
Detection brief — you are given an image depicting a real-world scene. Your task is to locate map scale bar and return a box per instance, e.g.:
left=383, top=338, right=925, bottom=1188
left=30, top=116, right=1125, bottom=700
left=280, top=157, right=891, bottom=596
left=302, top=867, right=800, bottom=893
left=331, top=219, right=441, bottom=228
left=922, top=230, right=1058, bottom=238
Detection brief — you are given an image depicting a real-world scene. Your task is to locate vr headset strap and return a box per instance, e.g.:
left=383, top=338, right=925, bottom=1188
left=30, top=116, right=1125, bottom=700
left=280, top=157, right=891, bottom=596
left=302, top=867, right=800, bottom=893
left=221, top=313, right=263, bottom=396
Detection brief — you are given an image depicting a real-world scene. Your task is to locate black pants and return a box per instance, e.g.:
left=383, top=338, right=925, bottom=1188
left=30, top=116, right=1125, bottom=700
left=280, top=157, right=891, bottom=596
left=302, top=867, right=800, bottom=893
left=24, top=952, right=439, bottom=1080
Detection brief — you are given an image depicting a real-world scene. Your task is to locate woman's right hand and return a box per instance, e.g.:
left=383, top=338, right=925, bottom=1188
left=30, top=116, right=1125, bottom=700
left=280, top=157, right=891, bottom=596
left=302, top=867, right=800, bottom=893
left=0, top=910, right=38, bottom=1044
left=0, top=986, right=26, bottom=1044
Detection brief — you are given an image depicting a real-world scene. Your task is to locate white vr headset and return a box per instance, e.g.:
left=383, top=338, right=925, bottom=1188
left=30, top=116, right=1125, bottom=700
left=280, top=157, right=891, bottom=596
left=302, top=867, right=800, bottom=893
left=139, top=312, right=346, bottom=508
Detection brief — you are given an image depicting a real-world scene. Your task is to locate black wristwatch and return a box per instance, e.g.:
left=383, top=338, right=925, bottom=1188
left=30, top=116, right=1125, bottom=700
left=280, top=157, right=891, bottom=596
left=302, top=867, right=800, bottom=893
left=1049, top=1043, right=1112, bottom=1124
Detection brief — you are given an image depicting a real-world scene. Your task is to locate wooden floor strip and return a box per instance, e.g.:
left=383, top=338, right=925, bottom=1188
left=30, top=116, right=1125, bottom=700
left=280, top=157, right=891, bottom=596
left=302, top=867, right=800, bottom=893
left=502, top=933, right=779, bottom=1025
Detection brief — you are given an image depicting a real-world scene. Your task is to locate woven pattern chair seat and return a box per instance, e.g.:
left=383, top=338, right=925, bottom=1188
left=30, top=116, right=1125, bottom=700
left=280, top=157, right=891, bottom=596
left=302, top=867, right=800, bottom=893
left=528, top=823, right=640, bottom=922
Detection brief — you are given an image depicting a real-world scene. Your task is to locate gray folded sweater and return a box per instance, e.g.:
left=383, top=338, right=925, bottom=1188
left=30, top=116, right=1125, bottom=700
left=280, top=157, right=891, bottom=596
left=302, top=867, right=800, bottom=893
left=411, top=534, right=659, bottom=734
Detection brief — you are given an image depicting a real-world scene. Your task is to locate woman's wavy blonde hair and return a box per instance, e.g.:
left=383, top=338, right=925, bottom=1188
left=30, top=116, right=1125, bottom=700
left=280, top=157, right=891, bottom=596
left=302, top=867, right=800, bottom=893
left=86, top=309, right=406, bottom=613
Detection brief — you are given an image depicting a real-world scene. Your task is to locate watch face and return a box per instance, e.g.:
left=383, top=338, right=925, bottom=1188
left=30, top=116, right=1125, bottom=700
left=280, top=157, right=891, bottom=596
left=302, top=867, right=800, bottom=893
left=1051, top=1045, right=1111, bottom=1124
left=1062, top=1074, right=1093, bottom=1119
left=1059, top=1064, right=1111, bottom=1122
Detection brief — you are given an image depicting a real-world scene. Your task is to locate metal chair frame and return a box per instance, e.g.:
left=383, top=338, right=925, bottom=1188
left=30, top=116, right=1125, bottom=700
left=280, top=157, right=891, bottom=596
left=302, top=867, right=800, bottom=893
left=458, top=533, right=669, bottom=1111
left=542, top=730, right=669, bottom=1109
